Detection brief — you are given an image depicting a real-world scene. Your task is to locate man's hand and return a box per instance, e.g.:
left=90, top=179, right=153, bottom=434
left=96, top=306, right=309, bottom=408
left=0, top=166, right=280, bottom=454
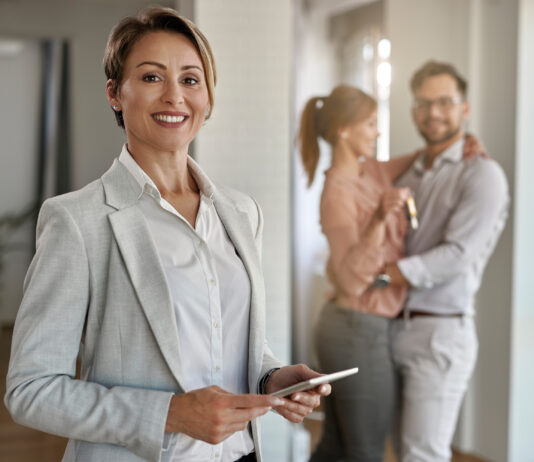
left=384, top=263, right=409, bottom=286
left=265, top=364, right=331, bottom=423
left=165, top=386, right=284, bottom=444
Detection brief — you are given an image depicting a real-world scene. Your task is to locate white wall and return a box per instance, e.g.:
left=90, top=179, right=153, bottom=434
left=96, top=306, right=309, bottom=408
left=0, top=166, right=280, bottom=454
left=192, top=1, right=294, bottom=460
left=509, top=1, right=534, bottom=460
left=386, top=0, right=470, bottom=155
left=386, top=1, right=519, bottom=460
left=292, top=0, right=339, bottom=368
left=466, top=2, right=517, bottom=460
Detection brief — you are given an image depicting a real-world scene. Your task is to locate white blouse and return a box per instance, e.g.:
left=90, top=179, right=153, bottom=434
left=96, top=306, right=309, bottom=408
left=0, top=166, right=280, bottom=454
left=119, top=146, right=254, bottom=462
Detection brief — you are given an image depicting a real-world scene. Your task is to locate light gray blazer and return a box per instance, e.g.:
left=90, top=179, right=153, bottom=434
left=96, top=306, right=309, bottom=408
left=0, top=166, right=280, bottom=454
left=5, top=159, right=282, bottom=462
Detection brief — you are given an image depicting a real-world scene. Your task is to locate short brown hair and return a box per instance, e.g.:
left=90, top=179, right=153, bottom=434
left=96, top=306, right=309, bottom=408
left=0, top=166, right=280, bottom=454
left=298, top=85, right=377, bottom=186
left=103, top=6, right=216, bottom=127
left=410, top=60, right=467, bottom=98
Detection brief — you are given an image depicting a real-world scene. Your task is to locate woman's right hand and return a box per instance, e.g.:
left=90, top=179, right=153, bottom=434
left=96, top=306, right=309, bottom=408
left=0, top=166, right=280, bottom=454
left=382, top=187, right=411, bottom=217
left=165, top=386, right=284, bottom=444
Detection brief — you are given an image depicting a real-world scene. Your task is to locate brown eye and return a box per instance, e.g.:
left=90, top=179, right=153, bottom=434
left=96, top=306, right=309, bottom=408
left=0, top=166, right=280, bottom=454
left=142, top=74, right=161, bottom=82
left=182, top=77, right=199, bottom=86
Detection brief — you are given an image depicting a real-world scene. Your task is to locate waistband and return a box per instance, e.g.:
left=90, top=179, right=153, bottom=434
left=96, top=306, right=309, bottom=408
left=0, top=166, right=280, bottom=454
left=322, top=301, right=392, bottom=327
left=396, top=310, right=464, bottom=319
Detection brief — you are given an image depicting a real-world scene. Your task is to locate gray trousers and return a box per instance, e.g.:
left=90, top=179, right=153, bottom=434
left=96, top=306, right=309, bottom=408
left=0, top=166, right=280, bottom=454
left=310, top=302, right=395, bottom=462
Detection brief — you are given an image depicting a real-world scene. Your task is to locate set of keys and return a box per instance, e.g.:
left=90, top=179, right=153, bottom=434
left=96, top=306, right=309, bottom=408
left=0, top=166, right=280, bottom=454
left=406, top=195, right=419, bottom=229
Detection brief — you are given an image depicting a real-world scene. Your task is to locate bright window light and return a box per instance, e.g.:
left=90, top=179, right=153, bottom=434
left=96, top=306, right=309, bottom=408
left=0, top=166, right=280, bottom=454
left=378, top=39, right=391, bottom=59
left=376, top=62, right=391, bottom=87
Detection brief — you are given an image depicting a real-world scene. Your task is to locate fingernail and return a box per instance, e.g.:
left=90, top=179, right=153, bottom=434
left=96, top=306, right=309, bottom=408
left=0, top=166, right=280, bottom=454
left=293, top=394, right=300, bottom=401
left=272, top=398, right=285, bottom=406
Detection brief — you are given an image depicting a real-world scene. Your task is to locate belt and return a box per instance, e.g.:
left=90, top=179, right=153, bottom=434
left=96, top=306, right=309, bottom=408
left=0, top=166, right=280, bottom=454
left=235, top=453, right=256, bottom=462
left=397, top=310, right=464, bottom=319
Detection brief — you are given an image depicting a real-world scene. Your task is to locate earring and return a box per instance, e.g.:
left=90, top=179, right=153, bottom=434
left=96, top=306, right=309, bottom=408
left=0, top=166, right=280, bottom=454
left=112, top=105, right=119, bottom=111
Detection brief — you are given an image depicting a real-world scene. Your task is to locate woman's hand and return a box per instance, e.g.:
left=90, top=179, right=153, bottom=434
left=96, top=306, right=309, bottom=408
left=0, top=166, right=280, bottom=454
left=463, top=133, right=489, bottom=159
left=265, top=364, right=331, bottom=423
left=165, top=386, right=284, bottom=444
left=365, top=187, right=410, bottom=248
left=382, top=187, right=411, bottom=217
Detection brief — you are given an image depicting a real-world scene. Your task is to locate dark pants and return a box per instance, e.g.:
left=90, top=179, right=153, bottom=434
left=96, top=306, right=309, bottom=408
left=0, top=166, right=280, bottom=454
left=235, top=452, right=256, bottom=462
left=310, top=302, right=395, bottom=462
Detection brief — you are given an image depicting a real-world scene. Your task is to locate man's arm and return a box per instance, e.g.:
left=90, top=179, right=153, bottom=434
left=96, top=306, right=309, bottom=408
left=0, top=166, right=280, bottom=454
left=393, top=159, right=509, bottom=289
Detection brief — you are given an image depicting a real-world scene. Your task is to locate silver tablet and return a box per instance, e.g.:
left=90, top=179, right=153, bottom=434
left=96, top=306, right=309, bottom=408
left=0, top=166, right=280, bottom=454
left=270, top=366, right=359, bottom=397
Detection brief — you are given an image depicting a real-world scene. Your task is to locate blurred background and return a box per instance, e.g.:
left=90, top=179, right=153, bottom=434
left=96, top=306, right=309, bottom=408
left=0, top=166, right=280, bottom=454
left=0, top=0, right=532, bottom=461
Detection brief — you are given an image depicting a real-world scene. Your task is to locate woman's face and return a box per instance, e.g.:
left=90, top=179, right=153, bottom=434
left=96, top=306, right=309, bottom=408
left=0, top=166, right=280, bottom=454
left=343, top=109, right=379, bottom=158
left=107, top=31, right=209, bottom=155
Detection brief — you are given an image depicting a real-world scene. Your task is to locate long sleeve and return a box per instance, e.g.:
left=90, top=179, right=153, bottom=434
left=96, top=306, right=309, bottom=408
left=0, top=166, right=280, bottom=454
left=398, top=159, right=509, bottom=289
left=4, top=199, right=171, bottom=462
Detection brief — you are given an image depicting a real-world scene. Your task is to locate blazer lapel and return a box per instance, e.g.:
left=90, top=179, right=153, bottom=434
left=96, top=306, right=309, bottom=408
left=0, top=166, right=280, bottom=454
left=102, top=160, right=185, bottom=389
left=213, top=194, right=265, bottom=392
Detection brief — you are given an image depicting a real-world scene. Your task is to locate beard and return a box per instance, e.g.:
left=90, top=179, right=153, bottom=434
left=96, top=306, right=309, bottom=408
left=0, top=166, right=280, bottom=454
left=417, top=118, right=462, bottom=145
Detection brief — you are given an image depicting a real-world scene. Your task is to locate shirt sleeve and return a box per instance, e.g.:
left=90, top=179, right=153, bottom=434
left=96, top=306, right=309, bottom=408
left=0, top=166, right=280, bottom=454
left=398, top=159, right=509, bottom=288
left=321, top=182, right=385, bottom=298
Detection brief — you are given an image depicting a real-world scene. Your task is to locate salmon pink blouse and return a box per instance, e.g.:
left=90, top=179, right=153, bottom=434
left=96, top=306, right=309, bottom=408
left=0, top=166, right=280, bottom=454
left=320, top=158, right=408, bottom=317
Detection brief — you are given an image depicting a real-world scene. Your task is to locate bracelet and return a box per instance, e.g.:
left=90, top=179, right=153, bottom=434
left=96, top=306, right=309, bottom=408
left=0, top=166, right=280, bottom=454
left=258, top=367, right=280, bottom=394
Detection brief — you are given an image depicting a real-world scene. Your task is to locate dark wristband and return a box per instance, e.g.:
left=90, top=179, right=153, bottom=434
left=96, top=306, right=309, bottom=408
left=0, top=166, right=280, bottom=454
left=258, top=367, right=280, bottom=394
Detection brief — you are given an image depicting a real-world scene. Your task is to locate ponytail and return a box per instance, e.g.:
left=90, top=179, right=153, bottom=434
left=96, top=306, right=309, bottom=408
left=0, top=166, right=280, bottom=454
left=298, top=86, right=377, bottom=188
left=298, top=97, right=323, bottom=187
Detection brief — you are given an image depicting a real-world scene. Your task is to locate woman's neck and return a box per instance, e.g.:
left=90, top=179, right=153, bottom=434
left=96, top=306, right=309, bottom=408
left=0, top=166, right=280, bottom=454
left=331, top=141, right=363, bottom=175
left=126, top=142, right=198, bottom=195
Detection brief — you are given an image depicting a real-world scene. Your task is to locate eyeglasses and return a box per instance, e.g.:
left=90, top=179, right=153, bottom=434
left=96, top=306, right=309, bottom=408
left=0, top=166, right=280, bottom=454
left=412, top=96, right=463, bottom=113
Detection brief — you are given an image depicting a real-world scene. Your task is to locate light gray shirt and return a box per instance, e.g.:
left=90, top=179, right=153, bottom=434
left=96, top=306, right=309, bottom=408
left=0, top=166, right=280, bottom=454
left=396, top=139, right=509, bottom=316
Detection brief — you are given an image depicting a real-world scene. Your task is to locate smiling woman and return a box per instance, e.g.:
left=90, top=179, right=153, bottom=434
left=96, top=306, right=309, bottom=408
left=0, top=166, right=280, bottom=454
left=105, top=31, right=211, bottom=223
left=4, top=6, right=329, bottom=462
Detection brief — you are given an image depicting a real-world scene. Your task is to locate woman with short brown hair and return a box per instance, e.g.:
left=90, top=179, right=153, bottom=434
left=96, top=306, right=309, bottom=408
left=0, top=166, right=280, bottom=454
left=5, top=7, right=329, bottom=462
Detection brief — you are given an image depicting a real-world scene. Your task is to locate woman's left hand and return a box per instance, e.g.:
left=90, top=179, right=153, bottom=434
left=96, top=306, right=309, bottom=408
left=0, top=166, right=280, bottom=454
left=265, top=364, right=330, bottom=423
left=463, top=133, right=489, bottom=159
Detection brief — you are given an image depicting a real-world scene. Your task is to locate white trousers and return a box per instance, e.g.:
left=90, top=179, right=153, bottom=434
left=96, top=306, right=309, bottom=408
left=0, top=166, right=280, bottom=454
left=390, top=316, right=478, bottom=462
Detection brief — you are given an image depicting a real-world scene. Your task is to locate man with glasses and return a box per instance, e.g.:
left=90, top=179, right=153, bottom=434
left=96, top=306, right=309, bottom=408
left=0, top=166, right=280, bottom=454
left=379, top=61, right=509, bottom=461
